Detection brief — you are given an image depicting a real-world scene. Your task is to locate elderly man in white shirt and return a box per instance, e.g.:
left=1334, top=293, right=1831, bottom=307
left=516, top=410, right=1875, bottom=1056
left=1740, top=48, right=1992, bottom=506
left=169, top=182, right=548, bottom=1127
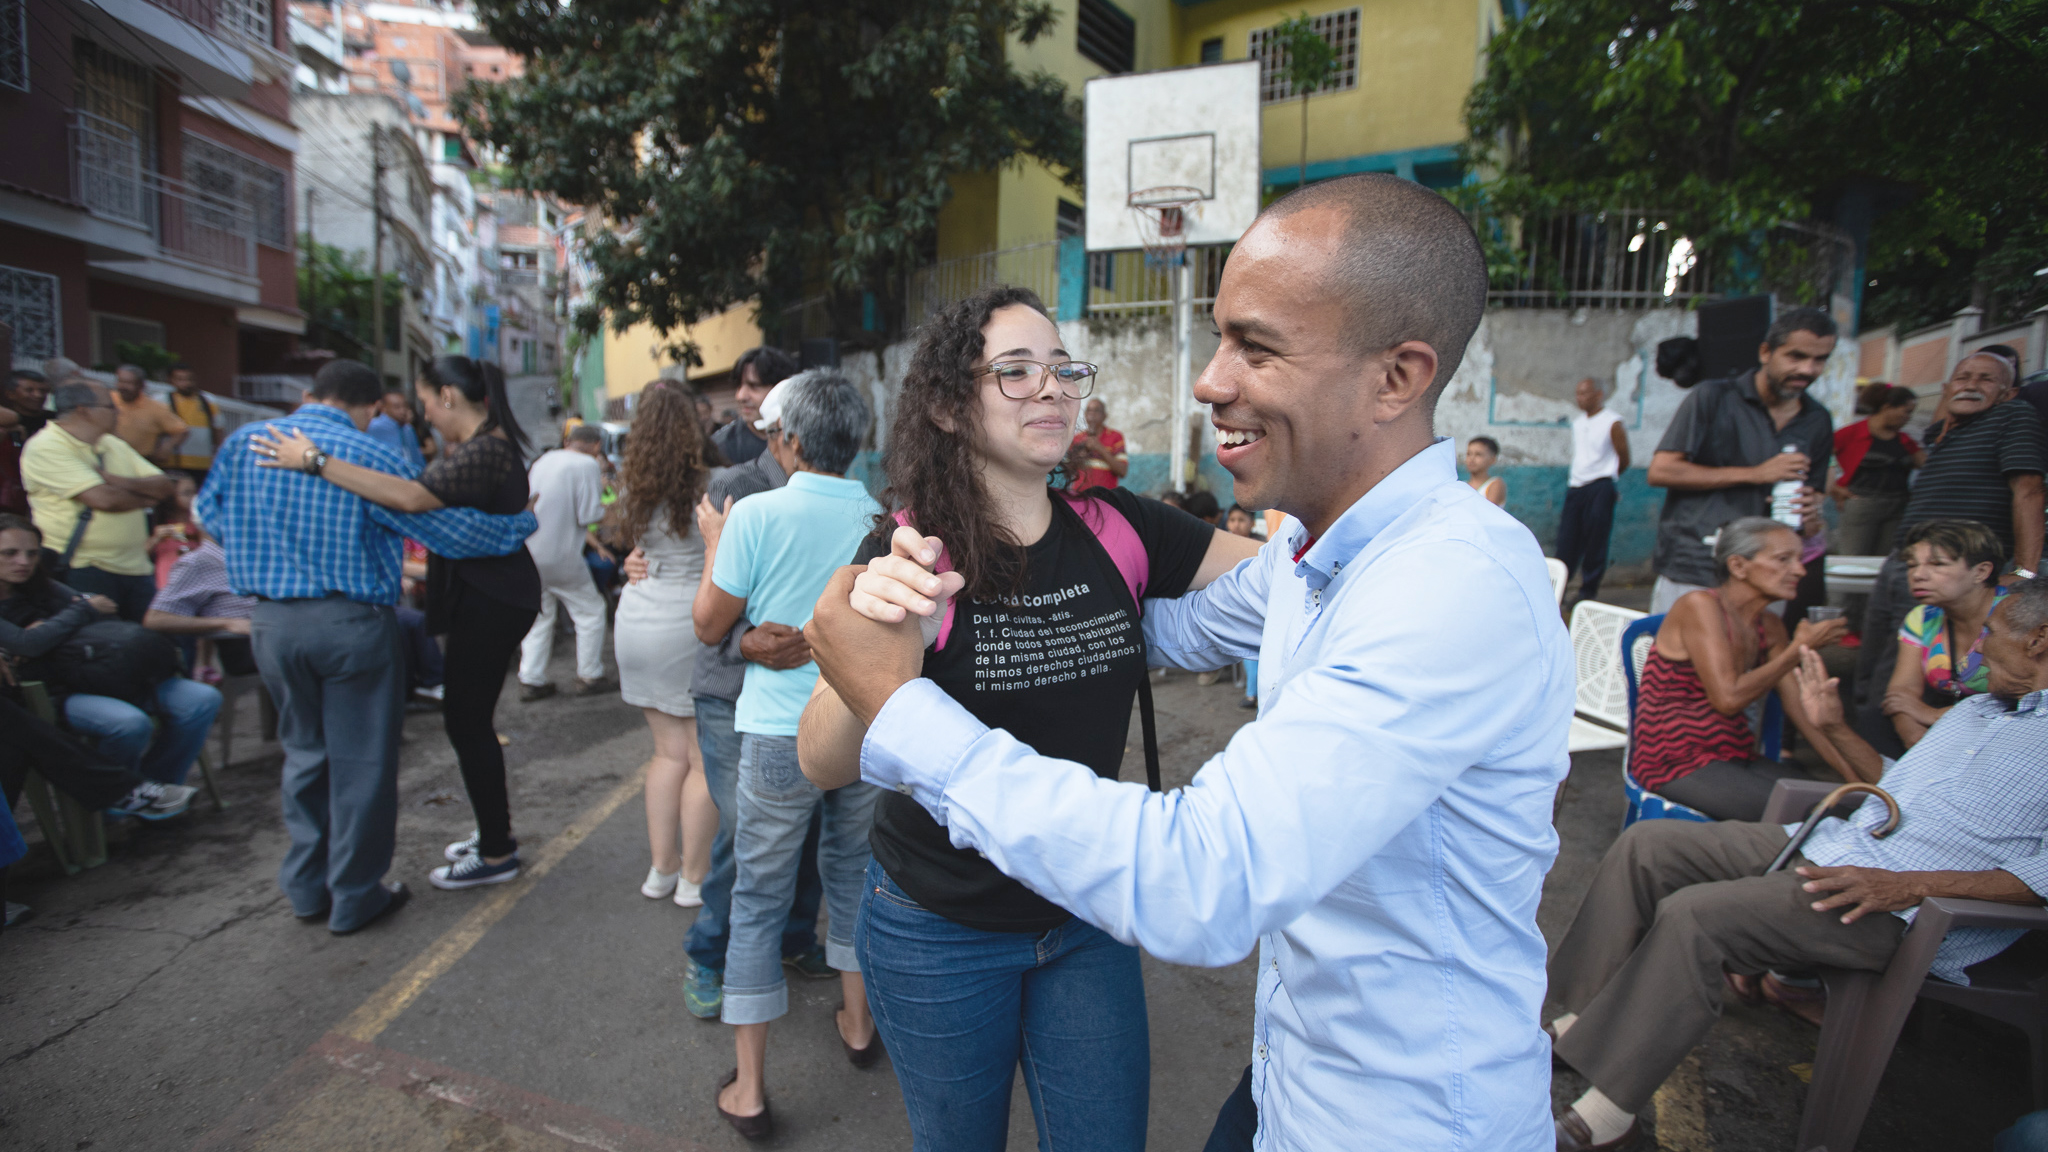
left=517, top=422, right=612, bottom=699
left=800, top=174, right=1574, bottom=1151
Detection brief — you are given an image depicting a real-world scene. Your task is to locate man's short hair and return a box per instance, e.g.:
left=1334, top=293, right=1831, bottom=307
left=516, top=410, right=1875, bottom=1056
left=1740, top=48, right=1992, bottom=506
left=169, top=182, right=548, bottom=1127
left=51, top=380, right=106, bottom=415
left=1764, top=307, right=1838, bottom=349
left=566, top=423, right=604, bottom=446
left=310, top=359, right=384, bottom=407
left=2001, top=576, right=2048, bottom=635
left=777, top=368, right=870, bottom=474
left=42, top=357, right=82, bottom=383
left=169, top=362, right=194, bottom=375
left=734, top=346, right=799, bottom=391
left=1257, top=173, right=1487, bottom=398
left=8, top=369, right=46, bottom=388
left=116, top=363, right=145, bottom=379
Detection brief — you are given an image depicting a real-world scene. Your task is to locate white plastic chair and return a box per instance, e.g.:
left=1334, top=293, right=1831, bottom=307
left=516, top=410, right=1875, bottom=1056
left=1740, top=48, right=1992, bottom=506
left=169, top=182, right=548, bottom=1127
left=1566, top=600, right=1645, bottom=753
left=1546, top=557, right=1569, bottom=606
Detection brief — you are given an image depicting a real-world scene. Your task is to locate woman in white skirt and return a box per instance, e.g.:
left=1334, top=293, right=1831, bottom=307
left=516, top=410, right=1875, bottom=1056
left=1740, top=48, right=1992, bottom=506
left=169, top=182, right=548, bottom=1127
left=610, top=384, right=720, bottom=905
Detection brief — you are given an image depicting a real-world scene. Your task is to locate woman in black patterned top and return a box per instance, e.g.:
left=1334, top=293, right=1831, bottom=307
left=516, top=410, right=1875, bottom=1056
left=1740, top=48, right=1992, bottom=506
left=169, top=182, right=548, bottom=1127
left=254, top=357, right=541, bottom=892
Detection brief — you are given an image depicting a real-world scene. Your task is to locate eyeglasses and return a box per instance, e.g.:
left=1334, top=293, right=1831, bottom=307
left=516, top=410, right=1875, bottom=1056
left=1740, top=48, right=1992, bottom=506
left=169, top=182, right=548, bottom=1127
left=972, top=360, right=1100, bottom=400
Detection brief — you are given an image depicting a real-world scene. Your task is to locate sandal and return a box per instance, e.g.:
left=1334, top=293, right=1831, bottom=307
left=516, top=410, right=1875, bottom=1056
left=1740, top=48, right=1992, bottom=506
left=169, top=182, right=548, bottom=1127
left=1761, top=972, right=1828, bottom=1028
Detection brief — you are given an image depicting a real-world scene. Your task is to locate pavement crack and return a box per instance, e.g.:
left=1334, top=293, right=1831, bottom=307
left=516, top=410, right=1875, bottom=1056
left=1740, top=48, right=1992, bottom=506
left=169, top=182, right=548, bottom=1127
left=2, top=894, right=289, bottom=1067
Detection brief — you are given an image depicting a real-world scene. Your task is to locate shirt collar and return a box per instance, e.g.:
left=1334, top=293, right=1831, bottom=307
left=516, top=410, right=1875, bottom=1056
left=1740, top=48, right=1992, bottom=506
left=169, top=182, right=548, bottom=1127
left=1288, top=437, right=1458, bottom=589
left=786, top=470, right=861, bottom=495
left=291, top=403, right=359, bottom=430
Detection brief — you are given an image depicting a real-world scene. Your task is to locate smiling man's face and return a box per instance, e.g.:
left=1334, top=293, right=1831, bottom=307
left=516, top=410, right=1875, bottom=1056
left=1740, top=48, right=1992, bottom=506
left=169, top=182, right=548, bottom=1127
left=1195, top=206, right=1382, bottom=523
left=1942, top=354, right=2014, bottom=420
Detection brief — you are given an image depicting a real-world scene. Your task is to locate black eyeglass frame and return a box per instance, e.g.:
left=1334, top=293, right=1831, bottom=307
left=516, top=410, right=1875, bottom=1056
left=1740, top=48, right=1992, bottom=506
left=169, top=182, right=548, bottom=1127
left=971, top=360, right=1101, bottom=400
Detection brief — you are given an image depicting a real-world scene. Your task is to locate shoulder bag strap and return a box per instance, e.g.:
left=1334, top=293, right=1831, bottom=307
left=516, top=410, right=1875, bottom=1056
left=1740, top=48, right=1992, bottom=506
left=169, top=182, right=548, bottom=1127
left=1055, top=494, right=1161, bottom=792
left=59, top=507, right=94, bottom=568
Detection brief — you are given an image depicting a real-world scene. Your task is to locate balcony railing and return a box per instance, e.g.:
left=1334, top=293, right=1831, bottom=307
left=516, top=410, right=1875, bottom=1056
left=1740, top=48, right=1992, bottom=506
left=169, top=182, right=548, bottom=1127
left=144, top=0, right=275, bottom=49
left=74, top=111, right=256, bottom=279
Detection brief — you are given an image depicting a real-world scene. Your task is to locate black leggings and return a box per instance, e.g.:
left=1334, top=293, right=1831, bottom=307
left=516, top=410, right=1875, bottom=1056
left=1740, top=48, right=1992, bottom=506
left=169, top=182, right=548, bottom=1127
left=441, top=590, right=538, bottom=858
left=1657, top=759, right=1815, bottom=823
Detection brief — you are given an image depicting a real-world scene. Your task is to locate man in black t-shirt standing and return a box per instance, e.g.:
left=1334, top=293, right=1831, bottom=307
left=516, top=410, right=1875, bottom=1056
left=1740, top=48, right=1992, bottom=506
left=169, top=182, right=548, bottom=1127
left=1852, top=349, right=2045, bottom=754
left=707, top=346, right=797, bottom=466
left=1646, top=307, right=1837, bottom=615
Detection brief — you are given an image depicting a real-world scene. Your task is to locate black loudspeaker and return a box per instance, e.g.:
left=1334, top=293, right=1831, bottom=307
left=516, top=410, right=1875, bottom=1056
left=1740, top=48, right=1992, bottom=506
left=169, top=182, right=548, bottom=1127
left=800, top=338, right=839, bottom=369
left=1695, top=295, right=1773, bottom=381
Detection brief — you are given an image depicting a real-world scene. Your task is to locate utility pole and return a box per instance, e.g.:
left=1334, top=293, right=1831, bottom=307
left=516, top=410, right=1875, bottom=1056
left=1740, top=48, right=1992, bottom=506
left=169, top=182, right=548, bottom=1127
left=370, top=122, right=386, bottom=381
left=304, top=186, right=317, bottom=343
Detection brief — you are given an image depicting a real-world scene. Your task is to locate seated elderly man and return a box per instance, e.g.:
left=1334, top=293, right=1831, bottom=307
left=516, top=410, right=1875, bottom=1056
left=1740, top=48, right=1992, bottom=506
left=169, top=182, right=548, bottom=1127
left=143, top=525, right=257, bottom=678
left=1547, top=576, right=2048, bottom=1150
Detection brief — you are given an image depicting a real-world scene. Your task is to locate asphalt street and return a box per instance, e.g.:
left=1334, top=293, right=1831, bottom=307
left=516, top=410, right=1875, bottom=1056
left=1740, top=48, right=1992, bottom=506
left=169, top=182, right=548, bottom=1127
left=1, top=601, right=2036, bottom=1151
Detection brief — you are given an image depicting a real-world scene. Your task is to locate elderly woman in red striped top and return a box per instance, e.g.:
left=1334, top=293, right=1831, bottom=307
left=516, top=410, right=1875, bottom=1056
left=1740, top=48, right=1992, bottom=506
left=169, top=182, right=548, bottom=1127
left=1629, top=516, right=1873, bottom=820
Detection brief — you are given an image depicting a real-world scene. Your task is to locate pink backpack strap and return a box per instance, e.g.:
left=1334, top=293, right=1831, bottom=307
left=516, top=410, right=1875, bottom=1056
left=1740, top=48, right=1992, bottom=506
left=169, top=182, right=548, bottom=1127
left=1060, top=493, right=1150, bottom=609
left=892, top=510, right=961, bottom=651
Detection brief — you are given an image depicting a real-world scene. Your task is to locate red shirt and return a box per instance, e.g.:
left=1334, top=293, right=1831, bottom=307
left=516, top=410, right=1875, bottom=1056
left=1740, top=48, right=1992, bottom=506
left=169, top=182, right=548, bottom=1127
left=1069, top=426, right=1126, bottom=492
left=1833, top=419, right=1919, bottom=488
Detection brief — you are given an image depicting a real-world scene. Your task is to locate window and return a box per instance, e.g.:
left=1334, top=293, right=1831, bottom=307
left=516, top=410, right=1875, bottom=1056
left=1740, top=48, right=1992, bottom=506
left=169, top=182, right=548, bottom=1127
left=91, top=312, right=165, bottom=368
left=1, top=0, right=26, bottom=93
left=216, top=0, right=272, bottom=48
left=1076, top=0, right=1135, bottom=74
left=1056, top=199, right=1083, bottom=240
left=1248, top=8, right=1360, bottom=104
left=75, top=40, right=158, bottom=168
left=183, top=133, right=290, bottom=247
left=1088, top=252, right=1114, bottom=291
left=0, top=265, right=61, bottom=364
left=1199, top=37, right=1223, bottom=64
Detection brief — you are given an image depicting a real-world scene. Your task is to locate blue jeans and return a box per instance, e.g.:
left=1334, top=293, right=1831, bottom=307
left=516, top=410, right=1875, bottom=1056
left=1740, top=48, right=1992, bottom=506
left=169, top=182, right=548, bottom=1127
left=64, top=677, right=223, bottom=785
left=1999, top=1111, right=2048, bottom=1152
left=857, top=859, right=1151, bottom=1152
left=684, top=697, right=822, bottom=973
left=721, top=733, right=878, bottom=1026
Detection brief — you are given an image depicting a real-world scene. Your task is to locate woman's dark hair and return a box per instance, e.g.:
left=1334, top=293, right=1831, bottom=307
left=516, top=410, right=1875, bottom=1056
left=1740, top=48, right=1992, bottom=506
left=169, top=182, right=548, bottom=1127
left=1856, top=382, right=1917, bottom=415
left=607, top=383, right=708, bottom=550
left=1469, top=435, right=1501, bottom=456
left=1899, top=519, right=2004, bottom=586
left=422, top=355, right=528, bottom=452
left=153, top=470, right=198, bottom=530
left=0, top=512, right=53, bottom=600
left=876, top=285, right=1056, bottom=603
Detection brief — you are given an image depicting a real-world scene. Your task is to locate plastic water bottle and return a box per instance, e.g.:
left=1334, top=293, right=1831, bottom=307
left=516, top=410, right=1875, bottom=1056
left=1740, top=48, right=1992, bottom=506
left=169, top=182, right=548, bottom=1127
left=1769, top=445, right=1804, bottom=529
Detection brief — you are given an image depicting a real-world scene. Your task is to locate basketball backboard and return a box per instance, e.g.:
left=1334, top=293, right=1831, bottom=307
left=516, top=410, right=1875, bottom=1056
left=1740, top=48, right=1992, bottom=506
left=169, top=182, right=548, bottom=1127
left=1084, top=61, right=1261, bottom=252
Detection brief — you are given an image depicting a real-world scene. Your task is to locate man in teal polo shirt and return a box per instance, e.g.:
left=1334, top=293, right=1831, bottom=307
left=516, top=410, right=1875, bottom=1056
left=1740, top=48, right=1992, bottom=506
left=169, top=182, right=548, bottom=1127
left=689, top=368, right=883, bottom=1129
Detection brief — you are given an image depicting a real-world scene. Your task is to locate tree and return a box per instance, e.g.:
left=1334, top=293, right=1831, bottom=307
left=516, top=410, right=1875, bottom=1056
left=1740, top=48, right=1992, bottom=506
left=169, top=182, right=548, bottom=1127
left=1465, top=0, right=2048, bottom=332
left=459, top=0, right=1084, bottom=355
left=297, top=239, right=405, bottom=363
left=1270, top=13, right=1339, bottom=194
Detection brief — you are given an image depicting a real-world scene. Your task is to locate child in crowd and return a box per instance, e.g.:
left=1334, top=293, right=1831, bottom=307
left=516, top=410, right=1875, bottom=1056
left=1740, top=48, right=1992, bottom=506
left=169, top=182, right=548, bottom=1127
left=1464, top=436, right=1507, bottom=507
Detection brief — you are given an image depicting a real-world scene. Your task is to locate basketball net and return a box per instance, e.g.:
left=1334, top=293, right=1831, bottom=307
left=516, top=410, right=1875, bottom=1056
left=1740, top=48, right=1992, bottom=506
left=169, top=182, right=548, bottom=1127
left=1129, top=185, right=1201, bottom=267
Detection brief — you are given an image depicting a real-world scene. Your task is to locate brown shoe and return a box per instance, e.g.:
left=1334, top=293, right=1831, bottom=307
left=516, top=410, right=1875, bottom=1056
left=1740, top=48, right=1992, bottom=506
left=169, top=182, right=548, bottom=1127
left=1761, top=972, right=1827, bottom=1028
left=837, top=1002, right=884, bottom=1068
left=1725, top=971, right=1764, bottom=1007
left=1555, top=1107, right=1640, bottom=1151
left=568, top=677, right=615, bottom=697
left=518, top=682, right=556, bottom=702
left=715, top=1068, right=772, bottom=1141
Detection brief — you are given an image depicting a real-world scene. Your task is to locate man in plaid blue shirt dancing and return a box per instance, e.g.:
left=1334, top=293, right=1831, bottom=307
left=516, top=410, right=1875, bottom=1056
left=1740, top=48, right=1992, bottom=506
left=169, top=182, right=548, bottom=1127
left=1545, top=576, right=2048, bottom=1150
left=195, top=360, right=536, bottom=935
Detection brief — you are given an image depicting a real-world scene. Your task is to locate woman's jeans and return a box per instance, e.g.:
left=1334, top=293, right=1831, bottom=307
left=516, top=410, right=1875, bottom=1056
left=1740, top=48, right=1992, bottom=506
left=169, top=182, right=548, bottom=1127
left=64, top=678, right=222, bottom=786
left=721, top=734, right=879, bottom=1026
left=857, top=859, right=1151, bottom=1152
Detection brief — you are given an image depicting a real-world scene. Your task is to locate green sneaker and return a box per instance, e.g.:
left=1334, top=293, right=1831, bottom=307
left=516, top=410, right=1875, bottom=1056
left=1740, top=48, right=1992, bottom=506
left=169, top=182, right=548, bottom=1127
left=682, top=957, right=723, bottom=1019
left=782, top=944, right=834, bottom=980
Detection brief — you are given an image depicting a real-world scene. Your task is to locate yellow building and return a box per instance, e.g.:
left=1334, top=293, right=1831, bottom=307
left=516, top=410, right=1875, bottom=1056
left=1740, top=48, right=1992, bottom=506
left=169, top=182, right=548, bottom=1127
left=577, top=303, right=764, bottom=421
left=936, top=0, right=1505, bottom=261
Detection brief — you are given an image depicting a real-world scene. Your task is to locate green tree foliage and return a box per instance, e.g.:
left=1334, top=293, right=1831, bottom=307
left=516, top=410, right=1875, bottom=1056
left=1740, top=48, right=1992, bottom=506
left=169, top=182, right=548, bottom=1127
left=458, top=0, right=1085, bottom=353
left=1270, top=13, right=1339, bottom=194
left=297, top=239, right=405, bottom=361
left=1466, top=1, right=2048, bottom=331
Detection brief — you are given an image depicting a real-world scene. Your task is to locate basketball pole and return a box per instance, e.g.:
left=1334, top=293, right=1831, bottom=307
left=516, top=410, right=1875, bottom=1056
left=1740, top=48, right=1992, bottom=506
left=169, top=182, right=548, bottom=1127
left=1170, top=255, right=1193, bottom=492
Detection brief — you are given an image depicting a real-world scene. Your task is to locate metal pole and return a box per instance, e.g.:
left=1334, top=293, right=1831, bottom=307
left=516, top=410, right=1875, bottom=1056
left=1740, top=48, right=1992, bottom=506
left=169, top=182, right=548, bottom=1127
left=370, top=124, right=386, bottom=381
left=1170, top=254, right=1193, bottom=492
left=304, top=186, right=317, bottom=341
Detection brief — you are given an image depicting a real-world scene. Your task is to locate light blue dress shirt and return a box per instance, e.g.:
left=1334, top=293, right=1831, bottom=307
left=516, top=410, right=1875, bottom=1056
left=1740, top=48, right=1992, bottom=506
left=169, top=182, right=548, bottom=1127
left=860, top=438, right=1573, bottom=1151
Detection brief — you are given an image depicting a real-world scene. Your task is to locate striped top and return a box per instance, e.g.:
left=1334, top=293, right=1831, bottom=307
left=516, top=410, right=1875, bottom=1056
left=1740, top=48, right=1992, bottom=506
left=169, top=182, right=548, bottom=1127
left=1630, top=598, right=1768, bottom=792
left=1899, top=402, right=2045, bottom=552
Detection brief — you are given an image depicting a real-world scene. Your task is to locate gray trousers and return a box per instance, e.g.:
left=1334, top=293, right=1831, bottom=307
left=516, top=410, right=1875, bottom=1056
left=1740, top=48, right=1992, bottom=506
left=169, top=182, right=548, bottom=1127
left=1548, top=820, right=1905, bottom=1113
left=252, top=598, right=405, bottom=932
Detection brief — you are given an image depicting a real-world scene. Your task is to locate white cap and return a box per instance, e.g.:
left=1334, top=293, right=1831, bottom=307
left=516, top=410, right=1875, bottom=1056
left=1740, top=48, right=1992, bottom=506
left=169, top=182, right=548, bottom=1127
left=753, top=379, right=790, bottom=432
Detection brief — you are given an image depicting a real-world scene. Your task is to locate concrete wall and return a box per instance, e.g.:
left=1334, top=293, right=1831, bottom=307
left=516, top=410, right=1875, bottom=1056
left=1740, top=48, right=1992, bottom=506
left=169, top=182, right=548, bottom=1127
left=835, top=305, right=1861, bottom=579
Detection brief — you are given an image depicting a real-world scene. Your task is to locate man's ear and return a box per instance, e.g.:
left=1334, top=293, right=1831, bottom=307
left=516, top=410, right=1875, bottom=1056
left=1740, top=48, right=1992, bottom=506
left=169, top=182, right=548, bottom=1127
left=1373, top=340, right=1441, bottom=425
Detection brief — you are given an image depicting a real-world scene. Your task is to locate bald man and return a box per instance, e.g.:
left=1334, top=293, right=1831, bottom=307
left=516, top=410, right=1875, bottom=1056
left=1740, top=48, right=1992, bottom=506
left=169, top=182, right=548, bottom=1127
left=802, top=174, right=1572, bottom=1150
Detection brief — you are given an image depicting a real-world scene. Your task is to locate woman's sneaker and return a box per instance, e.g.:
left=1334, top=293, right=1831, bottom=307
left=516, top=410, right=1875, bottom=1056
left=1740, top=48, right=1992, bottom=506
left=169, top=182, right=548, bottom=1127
left=429, top=852, right=521, bottom=890
left=108, top=781, right=197, bottom=821
left=444, top=831, right=481, bottom=862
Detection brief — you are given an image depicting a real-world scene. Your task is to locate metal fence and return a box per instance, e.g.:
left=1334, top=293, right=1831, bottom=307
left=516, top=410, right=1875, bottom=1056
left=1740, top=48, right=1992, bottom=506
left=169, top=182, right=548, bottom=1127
left=903, top=240, right=1228, bottom=324
left=73, top=110, right=256, bottom=278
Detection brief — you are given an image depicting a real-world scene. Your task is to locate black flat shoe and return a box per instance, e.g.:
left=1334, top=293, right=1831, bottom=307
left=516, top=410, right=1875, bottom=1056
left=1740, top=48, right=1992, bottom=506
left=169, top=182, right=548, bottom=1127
left=716, top=1068, right=773, bottom=1141
left=330, top=882, right=409, bottom=935
left=837, top=1002, right=884, bottom=1068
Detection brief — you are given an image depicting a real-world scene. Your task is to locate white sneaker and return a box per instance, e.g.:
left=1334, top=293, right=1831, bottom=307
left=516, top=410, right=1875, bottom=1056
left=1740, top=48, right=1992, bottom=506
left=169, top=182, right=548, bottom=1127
left=444, top=830, right=481, bottom=861
left=109, top=781, right=197, bottom=821
left=414, top=684, right=445, bottom=701
left=641, top=866, right=680, bottom=899
left=673, top=876, right=703, bottom=908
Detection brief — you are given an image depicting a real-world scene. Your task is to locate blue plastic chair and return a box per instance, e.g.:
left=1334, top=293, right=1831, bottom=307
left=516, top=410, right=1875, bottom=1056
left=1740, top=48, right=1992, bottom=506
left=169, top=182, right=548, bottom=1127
left=1617, top=612, right=1784, bottom=827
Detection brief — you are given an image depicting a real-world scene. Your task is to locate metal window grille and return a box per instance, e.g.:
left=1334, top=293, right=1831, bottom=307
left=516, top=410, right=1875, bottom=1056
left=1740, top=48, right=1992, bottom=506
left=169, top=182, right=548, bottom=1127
left=1075, top=0, right=1135, bottom=75
left=0, top=0, right=26, bottom=93
left=75, top=40, right=158, bottom=168
left=1, top=265, right=62, bottom=366
left=182, top=132, right=289, bottom=247
left=1248, top=8, right=1360, bottom=104
left=215, top=0, right=272, bottom=47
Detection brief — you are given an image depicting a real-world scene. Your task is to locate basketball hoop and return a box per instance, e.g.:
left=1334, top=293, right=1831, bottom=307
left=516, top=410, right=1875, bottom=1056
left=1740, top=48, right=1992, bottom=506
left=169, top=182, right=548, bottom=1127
left=1129, top=185, right=1203, bottom=265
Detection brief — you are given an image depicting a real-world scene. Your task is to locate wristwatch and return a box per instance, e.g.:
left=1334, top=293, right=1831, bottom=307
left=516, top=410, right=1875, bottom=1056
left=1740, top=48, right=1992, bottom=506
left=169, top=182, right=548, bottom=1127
left=304, top=449, right=329, bottom=477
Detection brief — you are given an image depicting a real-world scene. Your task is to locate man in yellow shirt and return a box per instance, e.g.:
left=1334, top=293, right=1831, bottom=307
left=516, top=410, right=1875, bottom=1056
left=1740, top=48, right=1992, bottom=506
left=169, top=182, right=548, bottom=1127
left=22, top=380, right=176, bottom=620
left=165, top=364, right=223, bottom=479
left=112, top=365, right=190, bottom=466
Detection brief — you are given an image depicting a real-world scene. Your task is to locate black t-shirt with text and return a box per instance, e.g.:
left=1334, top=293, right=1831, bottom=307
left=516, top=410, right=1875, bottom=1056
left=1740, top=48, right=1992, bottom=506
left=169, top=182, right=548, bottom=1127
left=856, top=487, right=1214, bottom=933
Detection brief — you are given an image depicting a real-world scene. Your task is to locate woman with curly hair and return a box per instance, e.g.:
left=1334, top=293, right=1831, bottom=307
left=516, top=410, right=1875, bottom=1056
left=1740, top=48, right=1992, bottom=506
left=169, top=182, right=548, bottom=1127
left=795, top=286, right=1259, bottom=1150
left=609, top=383, right=719, bottom=905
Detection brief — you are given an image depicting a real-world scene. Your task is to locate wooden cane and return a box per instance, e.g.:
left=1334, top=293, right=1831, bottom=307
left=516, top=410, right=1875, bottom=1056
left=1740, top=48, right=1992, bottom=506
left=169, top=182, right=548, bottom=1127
left=1766, top=782, right=1900, bottom=874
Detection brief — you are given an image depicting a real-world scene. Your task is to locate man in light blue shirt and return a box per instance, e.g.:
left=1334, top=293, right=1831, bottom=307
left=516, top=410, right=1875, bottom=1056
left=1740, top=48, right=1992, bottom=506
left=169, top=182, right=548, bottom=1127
left=691, top=369, right=885, bottom=1132
left=803, top=175, right=1574, bottom=1150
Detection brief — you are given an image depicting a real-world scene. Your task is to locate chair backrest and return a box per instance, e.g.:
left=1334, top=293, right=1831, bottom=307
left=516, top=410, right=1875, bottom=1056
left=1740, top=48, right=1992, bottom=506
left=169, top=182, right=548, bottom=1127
left=1568, top=600, right=1646, bottom=731
left=1620, top=613, right=1665, bottom=722
left=1545, top=558, right=1568, bottom=605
